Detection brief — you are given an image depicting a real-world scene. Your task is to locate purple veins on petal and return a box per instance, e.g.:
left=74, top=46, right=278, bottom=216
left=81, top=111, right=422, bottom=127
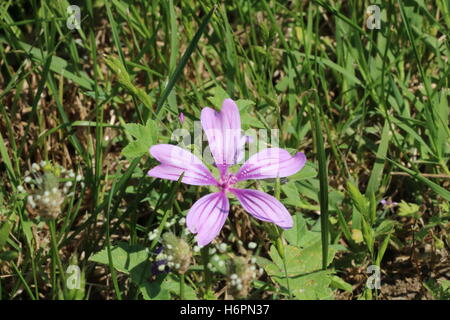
left=235, top=135, right=255, bottom=165
left=147, top=144, right=218, bottom=186
left=230, top=188, right=293, bottom=229
left=186, top=192, right=229, bottom=246
left=236, top=148, right=306, bottom=181
left=201, top=98, right=242, bottom=168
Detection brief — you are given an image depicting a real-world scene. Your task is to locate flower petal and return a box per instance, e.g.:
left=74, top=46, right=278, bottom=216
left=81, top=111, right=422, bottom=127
left=186, top=192, right=229, bottom=246
left=201, top=98, right=242, bottom=170
left=230, top=188, right=293, bottom=229
left=148, top=144, right=218, bottom=186
left=236, top=148, right=306, bottom=181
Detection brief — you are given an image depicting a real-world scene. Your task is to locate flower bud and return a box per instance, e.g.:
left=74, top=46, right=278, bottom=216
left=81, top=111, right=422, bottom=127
left=161, top=232, right=192, bottom=274
left=226, top=256, right=255, bottom=299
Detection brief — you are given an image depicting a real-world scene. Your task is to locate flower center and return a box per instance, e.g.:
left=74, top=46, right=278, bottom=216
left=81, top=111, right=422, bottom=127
left=219, top=173, right=237, bottom=191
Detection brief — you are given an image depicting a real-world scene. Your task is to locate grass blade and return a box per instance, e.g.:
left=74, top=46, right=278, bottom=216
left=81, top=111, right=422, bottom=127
left=313, top=105, right=329, bottom=270
left=155, top=5, right=216, bottom=116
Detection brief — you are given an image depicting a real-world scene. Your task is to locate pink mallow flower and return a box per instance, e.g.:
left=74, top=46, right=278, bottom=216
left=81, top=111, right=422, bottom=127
left=147, top=99, right=306, bottom=246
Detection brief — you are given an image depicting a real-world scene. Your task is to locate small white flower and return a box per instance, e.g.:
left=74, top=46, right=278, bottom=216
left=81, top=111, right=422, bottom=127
left=218, top=260, right=225, bottom=267
left=207, top=263, right=213, bottom=269
left=251, top=257, right=257, bottom=264
left=193, top=245, right=201, bottom=252
left=39, top=161, right=46, bottom=167
left=209, top=248, right=216, bottom=255
left=212, top=255, right=220, bottom=261
left=31, top=163, right=39, bottom=171
left=178, top=217, right=186, bottom=225
left=65, top=181, right=73, bottom=188
left=156, top=253, right=166, bottom=260
left=158, top=264, right=166, bottom=271
left=175, top=263, right=180, bottom=269
left=17, top=186, right=24, bottom=193
left=166, top=244, right=173, bottom=250
left=218, top=243, right=227, bottom=252
left=24, top=177, right=32, bottom=183
left=44, top=191, right=50, bottom=197
left=76, top=175, right=83, bottom=181
left=27, top=195, right=36, bottom=208
left=248, top=242, right=257, bottom=249
left=237, top=284, right=243, bottom=291
left=52, top=187, right=58, bottom=194
left=230, top=274, right=238, bottom=280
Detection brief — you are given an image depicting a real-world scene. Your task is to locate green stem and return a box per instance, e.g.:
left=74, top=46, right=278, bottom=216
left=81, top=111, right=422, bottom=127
left=274, top=226, right=292, bottom=299
left=201, top=246, right=211, bottom=295
left=49, top=220, right=66, bottom=299
left=179, top=273, right=185, bottom=300
left=273, top=177, right=292, bottom=299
